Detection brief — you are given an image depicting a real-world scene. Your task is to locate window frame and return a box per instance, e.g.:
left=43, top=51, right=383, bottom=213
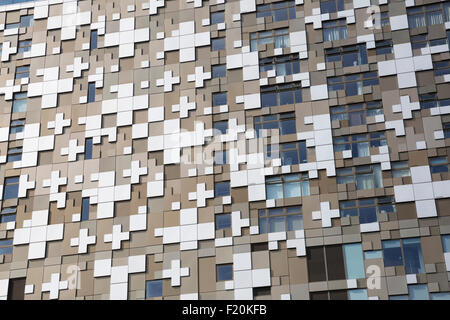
left=258, top=205, right=303, bottom=234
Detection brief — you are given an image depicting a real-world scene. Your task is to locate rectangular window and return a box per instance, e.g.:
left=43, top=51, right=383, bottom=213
left=419, top=93, right=450, bottom=110
left=15, top=65, right=30, bottom=79
left=429, top=156, right=448, bottom=173
left=348, top=289, right=368, bottom=300
left=380, top=12, right=390, bottom=27
left=444, top=120, right=450, bottom=139
left=330, top=101, right=383, bottom=127
left=265, top=141, right=307, bottom=165
left=212, top=64, right=226, bottom=78
left=214, top=150, right=228, bottom=165
left=374, top=40, right=393, bottom=55
left=215, top=181, right=230, bottom=197
left=12, top=92, right=27, bottom=113
left=322, top=19, right=348, bottom=42
left=85, top=138, right=93, bottom=160
left=254, top=112, right=296, bottom=138
left=382, top=238, right=425, bottom=274
left=307, top=245, right=346, bottom=282
left=0, top=207, right=17, bottom=224
left=7, top=147, right=22, bottom=162
left=87, top=82, right=96, bottom=103
left=256, top=1, right=296, bottom=22
left=407, top=3, right=450, bottom=28
left=333, top=131, right=387, bottom=158
left=211, top=11, right=225, bottom=24
left=434, top=60, right=450, bottom=77
left=306, top=246, right=327, bottom=282
left=9, top=119, right=25, bottom=134
left=411, top=34, right=448, bottom=50
left=259, top=53, right=300, bottom=76
left=146, top=280, right=163, bottom=298
left=17, top=40, right=32, bottom=53
left=336, top=164, right=383, bottom=190
left=328, top=72, right=379, bottom=96
left=340, top=196, right=395, bottom=224
left=212, top=92, right=227, bottom=106
left=344, top=243, right=365, bottom=279
left=215, top=213, right=231, bottom=230
left=442, top=235, right=450, bottom=252
left=211, top=37, right=225, bottom=51
left=20, top=14, right=33, bottom=28
left=216, top=264, right=233, bottom=281
left=325, top=44, right=368, bottom=67
left=391, top=161, right=411, bottom=178
left=250, top=28, right=290, bottom=52
left=213, top=120, right=228, bottom=135
left=3, top=177, right=19, bottom=200
left=408, top=284, right=429, bottom=300
left=258, top=206, right=303, bottom=234
left=0, top=44, right=2, bottom=57
left=7, top=278, right=25, bottom=300
left=81, top=197, right=90, bottom=221
left=261, top=82, right=302, bottom=107
left=0, top=239, right=13, bottom=255
left=266, top=173, right=310, bottom=199
left=90, top=30, right=98, bottom=50
left=320, top=0, right=344, bottom=14
left=431, top=292, right=450, bottom=300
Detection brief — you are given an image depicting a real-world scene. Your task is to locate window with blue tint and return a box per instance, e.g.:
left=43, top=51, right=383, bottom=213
left=442, top=235, right=450, bottom=252
left=261, top=82, right=302, bottom=107
left=259, top=54, right=300, bottom=76
left=364, top=250, right=383, bottom=259
left=250, top=28, right=289, bottom=52
left=12, top=92, right=27, bottom=113
left=322, top=19, right=347, bottom=42
left=211, top=37, right=225, bottom=51
left=408, top=284, right=429, bottom=300
left=146, top=280, right=163, bottom=298
left=348, top=289, right=368, bottom=300
left=320, top=0, right=344, bottom=14
left=402, top=238, right=425, bottom=274
left=15, top=65, right=30, bottom=79
left=333, top=131, right=387, bottom=158
left=431, top=292, right=450, bottom=300
left=81, top=197, right=90, bottom=221
left=0, top=0, right=36, bottom=5
left=391, top=161, right=411, bottom=178
left=344, top=243, right=365, bottom=279
left=390, top=295, right=409, bottom=300
left=419, top=93, right=450, bottom=110
left=212, top=92, right=227, bottom=106
left=215, top=213, right=231, bottom=229
left=336, top=164, right=383, bottom=190
left=20, top=14, right=33, bottom=27
left=434, top=60, right=450, bottom=77
left=211, top=11, right=225, bottom=24
left=328, top=72, right=379, bottom=97
left=254, top=112, right=296, bottom=138
left=85, top=138, right=93, bottom=160
left=330, top=101, right=383, bottom=127
left=382, top=240, right=403, bottom=267
left=258, top=206, right=303, bottom=234
left=18, top=40, right=32, bottom=53
left=256, top=1, right=296, bottom=22
left=1, top=207, right=17, bottom=223
left=214, top=150, right=228, bottom=165
left=90, top=30, right=98, bottom=50
left=281, top=142, right=307, bottom=165
left=216, top=264, right=233, bottom=281
left=88, top=82, right=96, bottom=103
left=266, top=174, right=309, bottom=200
left=213, top=121, right=228, bottom=135
left=212, top=64, right=226, bottom=78
left=325, top=45, right=368, bottom=67
left=340, top=197, right=395, bottom=224
left=9, top=119, right=25, bottom=134
left=215, top=181, right=230, bottom=197
left=429, top=157, right=448, bottom=173
left=407, top=3, right=450, bottom=28
left=0, top=239, right=13, bottom=255
left=3, top=177, right=19, bottom=200
left=7, top=147, right=22, bottom=162
left=374, top=40, right=393, bottom=55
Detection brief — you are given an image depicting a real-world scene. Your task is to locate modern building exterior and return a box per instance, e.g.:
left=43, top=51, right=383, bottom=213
left=0, top=0, right=449, bottom=300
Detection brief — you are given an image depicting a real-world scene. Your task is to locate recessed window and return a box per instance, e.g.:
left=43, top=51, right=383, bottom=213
left=212, top=64, right=226, bottom=78
left=12, top=92, right=27, bottom=113
left=18, top=40, right=32, bottom=53
left=20, top=14, right=33, bottom=27
left=408, top=284, right=429, bottom=300
left=391, top=161, right=411, bottom=178
left=212, top=92, right=227, bottom=107
left=85, top=138, right=93, bottom=160
left=0, top=239, right=13, bottom=255
left=266, top=173, right=310, bottom=199
left=320, top=0, right=344, bottom=14
left=323, top=19, right=347, bottom=42
left=3, top=177, right=20, bottom=200
left=336, top=164, right=383, bottom=190
left=9, top=119, right=25, bottom=134
left=250, top=28, right=290, bottom=52
left=374, top=40, right=393, bottom=55
left=15, top=65, right=30, bottom=79
left=407, top=3, right=450, bottom=28
left=325, top=44, right=368, bottom=67
left=259, top=53, right=300, bottom=76
left=258, top=206, right=303, bottom=234
left=0, top=207, right=17, bottom=224
left=216, top=264, right=233, bottom=281
left=211, top=11, right=225, bottom=24
left=215, top=213, right=231, bottom=229
left=214, top=150, right=228, bottom=165
left=433, top=60, right=450, bottom=77
left=146, top=280, right=163, bottom=298
left=265, top=141, right=307, bottom=165
left=261, top=82, right=302, bottom=107
left=382, top=238, right=425, bottom=274
left=333, top=131, right=387, bottom=158
left=256, top=1, right=296, bottom=22
left=211, top=37, right=225, bottom=51
left=90, top=30, right=98, bottom=50
left=429, top=157, right=448, bottom=173
left=327, top=72, right=379, bottom=96
left=330, top=101, right=383, bottom=126
left=215, top=181, right=230, bottom=197
left=213, top=120, right=228, bottom=135
left=419, top=93, right=450, bottom=110
left=7, top=147, right=22, bottom=162
left=87, top=82, right=96, bottom=103
left=254, top=112, right=296, bottom=137
left=340, top=197, right=395, bottom=224
left=81, top=197, right=90, bottom=221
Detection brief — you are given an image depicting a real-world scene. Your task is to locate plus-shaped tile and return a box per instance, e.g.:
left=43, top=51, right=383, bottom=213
left=71, top=228, right=96, bottom=254
left=42, top=170, right=67, bottom=194
left=47, top=113, right=71, bottom=135
left=188, top=183, right=214, bottom=207
left=305, top=8, right=330, bottom=29
left=104, top=224, right=130, bottom=250
left=18, top=174, right=36, bottom=198
left=147, top=0, right=165, bottom=15
left=41, top=273, right=68, bottom=300
left=156, top=70, right=180, bottom=92
left=187, top=66, right=211, bottom=88
left=66, top=57, right=89, bottom=78
left=123, top=160, right=147, bottom=184
left=392, top=95, right=420, bottom=119
left=223, top=118, right=245, bottom=142
left=60, top=139, right=85, bottom=162
left=162, top=259, right=189, bottom=286
left=0, top=81, right=21, bottom=100
left=1, top=41, right=17, bottom=62
left=172, top=96, right=196, bottom=118
left=312, top=202, right=340, bottom=228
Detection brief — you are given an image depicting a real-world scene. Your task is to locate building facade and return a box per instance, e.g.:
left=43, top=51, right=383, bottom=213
left=0, top=0, right=449, bottom=300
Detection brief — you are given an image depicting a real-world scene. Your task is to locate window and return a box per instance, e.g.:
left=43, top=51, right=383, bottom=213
left=327, top=72, right=379, bottom=96
left=364, top=250, right=382, bottom=260
left=0, top=239, right=13, bottom=255
left=85, top=138, right=93, bottom=160
left=254, top=112, right=296, bottom=138
left=431, top=292, right=450, bottom=300
left=90, top=30, right=98, bottom=50
left=266, top=173, right=310, bottom=199
left=253, top=287, right=271, bottom=298
left=146, top=280, right=162, bottom=298
left=216, top=264, right=233, bottom=281
left=7, top=278, right=25, bottom=300
left=87, top=82, right=96, bottom=103
left=336, top=164, right=383, bottom=190
left=20, top=14, right=33, bottom=27
left=0, top=0, right=36, bottom=4
left=215, top=213, right=231, bottom=229
left=382, top=238, right=425, bottom=274
left=333, top=132, right=387, bottom=158
left=0, top=207, right=17, bottom=224
left=215, top=181, right=230, bottom=197
left=211, top=37, right=225, bottom=51
left=212, top=92, right=227, bottom=106
left=307, top=245, right=346, bottom=282
left=408, top=284, right=429, bottom=300
left=15, top=65, right=30, bottom=79
left=17, top=40, right=32, bottom=53
left=322, top=19, right=348, bottom=42
left=259, top=53, right=300, bottom=76
left=434, top=60, right=450, bottom=77
left=5, top=22, right=19, bottom=29
left=429, top=157, right=448, bottom=173
left=411, top=34, right=447, bottom=50
left=3, top=177, right=19, bottom=200
left=442, top=234, right=450, bottom=253
left=310, top=290, right=348, bottom=300
left=391, top=161, right=411, bottom=178
left=407, top=3, right=450, bottom=28
left=12, top=92, right=27, bottom=113
left=250, top=28, right=289, bottom=52
left=379, top=12, right=390, bottom=27
left=7, top=147, right=22, bottom=162
left=212, top=64, right=226, bottom=78
left=320, top=0, right=344, bottom=14
left=325, top=44, right=368, bottom=67
left=261, top=82, right=302, bottom=107
left=265, top=141, right=307, bottom=165
left=214, top=150, right=228, bottom=165
left=330, top=101, right=383, bottom=127
left=256, top=1, right=296, bottom=22
left=81, top=197, right=90, bottom=221
left=419, top=93, right=450, bottom=109
left=340, top=197, right=395, bottom=224
left=9, top=119, right=25, bottom=134
left=374, top=40, right=393, bottom=55
left=348, top=289, right=368, bottom=300
left=258, top=206, right=303, bottom=234
left=0, top=44, right=2, bottom=57
left=443, top=120, right=450, bottom=139
left=211, top=11, right=224, bottom=24
left=213, top=120, right=228, bottom=135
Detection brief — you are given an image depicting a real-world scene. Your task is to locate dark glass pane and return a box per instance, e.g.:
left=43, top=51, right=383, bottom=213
left=261, top=92, right=277, bottom=107
left=85, top=138, right=93, bottom=160
left=280, top=119, right=296, bottom=135
left=217, top=264, right=233, bottom=281
left=216, top=214, right=231, bottom=229
left=212, top=38, right=225, bottom=51
left=146, top=280, right=163, bottom=298
left=307, top=247, right=327, bottom=282
left=215, top=181, right=230, bottom=196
